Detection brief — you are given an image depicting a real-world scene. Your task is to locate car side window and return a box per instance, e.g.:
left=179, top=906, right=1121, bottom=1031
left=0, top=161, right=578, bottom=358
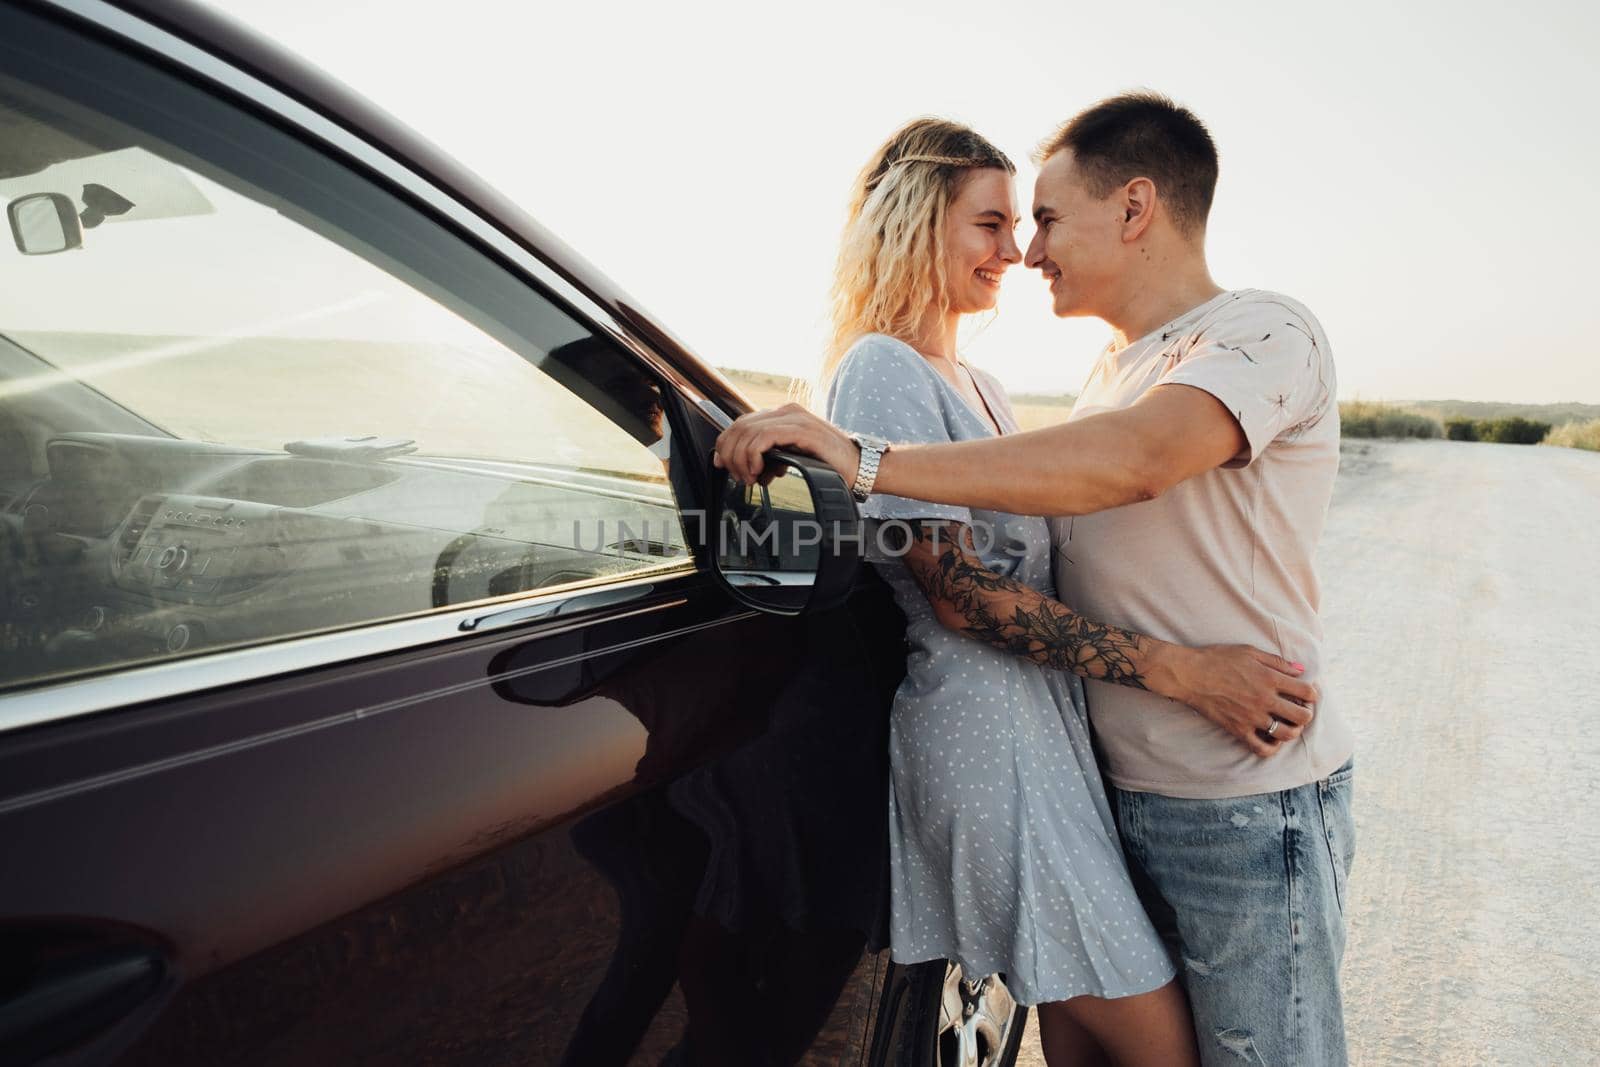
left=0, top=9, right=692, bottom=694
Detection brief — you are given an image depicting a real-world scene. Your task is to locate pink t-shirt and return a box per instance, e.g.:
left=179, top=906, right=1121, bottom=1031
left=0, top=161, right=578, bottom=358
left=1051, top=289, right=1354, bottom=799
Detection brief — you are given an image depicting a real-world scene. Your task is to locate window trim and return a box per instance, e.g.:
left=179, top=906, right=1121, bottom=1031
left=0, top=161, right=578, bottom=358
left=1, top=0, right=724, bottom=735
left=0, top=567, right=706, bottom=735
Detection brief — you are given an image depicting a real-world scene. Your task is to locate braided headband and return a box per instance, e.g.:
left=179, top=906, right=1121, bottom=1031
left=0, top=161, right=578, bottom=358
left=888, top=153, right=986, bottom=168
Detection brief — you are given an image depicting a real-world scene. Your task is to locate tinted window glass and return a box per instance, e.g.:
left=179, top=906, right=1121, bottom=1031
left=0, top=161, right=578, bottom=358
left=0, top=8, right=690, bottom=694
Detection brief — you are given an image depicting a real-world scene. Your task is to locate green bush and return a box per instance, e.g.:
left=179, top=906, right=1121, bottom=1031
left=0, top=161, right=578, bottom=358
left=1339, top=401, right=1442, bottom=439
left=1336, top=405, right=1564, bottom=445
left=1480, top=417, right=1551, bottom=444
left=1440, top=416, right=1551, bottom=445
left=1544, top=419, right=1600, bottom=452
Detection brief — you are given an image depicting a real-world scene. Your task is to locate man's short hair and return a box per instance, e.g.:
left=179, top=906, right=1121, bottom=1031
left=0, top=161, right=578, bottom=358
left=1037, top=92, right=1219, bottom=236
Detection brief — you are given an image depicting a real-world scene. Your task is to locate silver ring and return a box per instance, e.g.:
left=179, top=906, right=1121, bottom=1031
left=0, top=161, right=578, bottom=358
left=1266, top=718, right=1281, bottom=738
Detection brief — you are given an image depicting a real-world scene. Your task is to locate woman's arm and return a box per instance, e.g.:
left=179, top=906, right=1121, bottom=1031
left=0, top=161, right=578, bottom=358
left=891, top=519, right=1317, bottom=758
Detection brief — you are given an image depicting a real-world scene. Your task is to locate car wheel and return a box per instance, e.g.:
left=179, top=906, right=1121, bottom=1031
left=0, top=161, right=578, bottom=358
left=894, top=959, right=1028, bottom=1067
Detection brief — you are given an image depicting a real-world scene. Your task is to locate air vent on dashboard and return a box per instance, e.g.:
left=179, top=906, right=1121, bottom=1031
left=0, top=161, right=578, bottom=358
left=116, top=495, right=162, bottom=568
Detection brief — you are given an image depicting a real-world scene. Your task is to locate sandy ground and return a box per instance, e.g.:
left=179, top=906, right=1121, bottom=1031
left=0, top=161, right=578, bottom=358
left=1014, top=439, right=1600, bottom=1065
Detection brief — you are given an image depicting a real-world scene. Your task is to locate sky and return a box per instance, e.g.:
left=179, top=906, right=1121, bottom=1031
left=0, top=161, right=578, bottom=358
left=210, top=0, right=1600, bottom=405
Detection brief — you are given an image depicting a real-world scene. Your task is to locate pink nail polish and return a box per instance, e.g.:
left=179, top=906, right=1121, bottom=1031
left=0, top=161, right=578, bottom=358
left=1292, top=662, right=1305, bottom=672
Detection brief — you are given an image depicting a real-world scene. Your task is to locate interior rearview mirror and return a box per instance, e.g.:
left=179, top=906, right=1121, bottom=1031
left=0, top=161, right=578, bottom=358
left=709, top=449, right=862, bottom=615
left=7, top=192, right=83, bottom=255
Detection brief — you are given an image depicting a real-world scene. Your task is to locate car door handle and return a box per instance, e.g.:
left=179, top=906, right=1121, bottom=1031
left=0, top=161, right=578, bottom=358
left=459, top=583, right=656, bottom=632
left=0, top=945, right=166, bottom=1063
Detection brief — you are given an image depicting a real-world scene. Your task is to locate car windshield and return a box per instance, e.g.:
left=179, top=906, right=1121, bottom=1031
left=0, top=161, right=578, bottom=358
left=0, top=137, right=662, bottom=481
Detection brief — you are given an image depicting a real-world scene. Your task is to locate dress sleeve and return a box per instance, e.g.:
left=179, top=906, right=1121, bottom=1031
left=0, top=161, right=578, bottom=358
left=824, top=336, right=972, bottom=525
left=1159, top=296, right=1335, bottom=467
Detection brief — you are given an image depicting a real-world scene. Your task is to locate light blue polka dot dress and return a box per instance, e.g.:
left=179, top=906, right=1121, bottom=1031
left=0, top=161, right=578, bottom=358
left=825, top=334, right=1177, bottom=1007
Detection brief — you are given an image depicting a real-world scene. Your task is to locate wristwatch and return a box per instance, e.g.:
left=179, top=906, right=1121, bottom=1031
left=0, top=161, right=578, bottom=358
left=848, top=432, right=890, bottom=502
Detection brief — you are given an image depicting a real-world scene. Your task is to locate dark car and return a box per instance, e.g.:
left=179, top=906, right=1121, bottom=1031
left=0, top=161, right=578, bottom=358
left=0, top=1, right=1030, bottom=1064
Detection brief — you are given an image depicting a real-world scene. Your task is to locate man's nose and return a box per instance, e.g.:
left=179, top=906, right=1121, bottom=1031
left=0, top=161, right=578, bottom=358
left=1023, top=229, right=1044, bottom=269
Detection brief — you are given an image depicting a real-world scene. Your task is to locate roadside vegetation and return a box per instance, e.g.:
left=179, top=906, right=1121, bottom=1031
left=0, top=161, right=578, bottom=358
left=1339, top=401, right=1441, bottom=440
left=1443, top=416, right=1552, bottom=444
left=1337, top=401, right=1600, bottom=450
left=1543, top=419, right=1600, bottom=452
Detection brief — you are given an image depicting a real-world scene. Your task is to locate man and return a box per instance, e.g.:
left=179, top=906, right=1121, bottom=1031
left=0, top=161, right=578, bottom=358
left=714, top=92, right=1354, bottom=1064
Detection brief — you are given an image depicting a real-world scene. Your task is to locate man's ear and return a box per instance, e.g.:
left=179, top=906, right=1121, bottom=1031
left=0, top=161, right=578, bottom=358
left=1120, top=177, right=1157, bottom=242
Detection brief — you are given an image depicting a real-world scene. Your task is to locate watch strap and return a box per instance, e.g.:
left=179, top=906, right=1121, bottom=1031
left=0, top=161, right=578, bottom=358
left=850, top=435, right=888, bottom=502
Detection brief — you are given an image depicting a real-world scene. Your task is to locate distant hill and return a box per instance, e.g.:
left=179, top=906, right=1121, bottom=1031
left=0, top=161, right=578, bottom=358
left=718, top=367, right=804, bottom=408
left=718, top=369, right=1599, bottom=433
left=723, top=369, right=1081, bottom=406
left=717, top=367, right=798, bottom=392
left=1405, top=400, right=1600, bottom=426
left=1008, top=391, right=1078, bottom=407
left=718, top=367, right=1078, bottom=431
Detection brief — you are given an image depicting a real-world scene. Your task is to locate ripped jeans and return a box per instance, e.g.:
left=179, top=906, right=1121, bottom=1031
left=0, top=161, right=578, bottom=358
left=1112, top=759, right=1355, bottom=1066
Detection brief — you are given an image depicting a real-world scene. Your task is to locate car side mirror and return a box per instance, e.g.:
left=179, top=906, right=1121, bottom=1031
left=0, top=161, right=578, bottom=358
left=7, top=192, right=84, bottom=255
left=709, top=449, right=861, bottom=615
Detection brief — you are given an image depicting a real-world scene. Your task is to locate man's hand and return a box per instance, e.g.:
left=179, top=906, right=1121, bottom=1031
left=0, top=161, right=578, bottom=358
left=713, top=404, right=860, bottom=485
left=1151, top=644, right=1320, bottom=758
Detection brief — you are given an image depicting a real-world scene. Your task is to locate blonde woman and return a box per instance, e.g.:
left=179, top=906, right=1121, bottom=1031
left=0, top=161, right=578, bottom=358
left=816, top=120, right=1304, bottom=1067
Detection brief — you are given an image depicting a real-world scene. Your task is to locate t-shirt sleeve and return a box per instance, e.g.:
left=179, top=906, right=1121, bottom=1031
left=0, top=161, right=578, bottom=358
left=824, top=337, right=972, bottom=525
left=1159, top=298, right=1335, bottom=467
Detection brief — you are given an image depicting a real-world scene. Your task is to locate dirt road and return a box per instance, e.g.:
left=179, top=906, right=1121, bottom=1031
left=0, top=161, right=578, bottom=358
left=1016, top=439, right=1600, bottom=1065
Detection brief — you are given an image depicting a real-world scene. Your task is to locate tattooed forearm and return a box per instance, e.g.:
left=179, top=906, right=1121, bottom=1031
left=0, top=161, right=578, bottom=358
left=897, top=520, right=1152, bottom=690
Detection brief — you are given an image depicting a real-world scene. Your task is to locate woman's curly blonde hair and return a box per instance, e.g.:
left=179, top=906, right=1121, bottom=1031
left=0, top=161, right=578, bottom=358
left=810, top=118, right=1014, bottom=403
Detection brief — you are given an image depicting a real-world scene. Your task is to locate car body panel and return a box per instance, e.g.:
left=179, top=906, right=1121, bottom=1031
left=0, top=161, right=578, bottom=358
left=0, top=2, right=917, bottom=1064
left=3, top=571, right=904, bottom=1065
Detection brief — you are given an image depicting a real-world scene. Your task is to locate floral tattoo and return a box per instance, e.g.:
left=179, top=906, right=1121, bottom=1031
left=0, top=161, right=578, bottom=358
left=894, top=520, right=1151, bottom=689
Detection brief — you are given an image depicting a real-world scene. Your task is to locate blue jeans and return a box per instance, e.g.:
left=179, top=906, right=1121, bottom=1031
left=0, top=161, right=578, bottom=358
left=1112, top=759, right=1355, bottom=1066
